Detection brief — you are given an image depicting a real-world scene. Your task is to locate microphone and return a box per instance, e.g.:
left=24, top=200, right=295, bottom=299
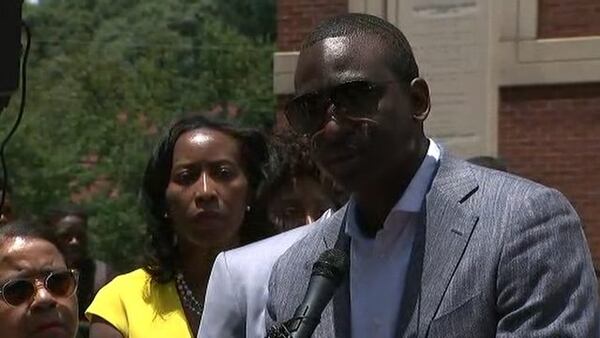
left=0, top=0, right=24, bottom=110
left=267, top=248, right=349, bottom=338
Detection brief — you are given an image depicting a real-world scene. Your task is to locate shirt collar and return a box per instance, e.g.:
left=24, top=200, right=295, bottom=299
left=392, top=138, right=440, bottom=213
left=345, top=139, right=440, bottom=237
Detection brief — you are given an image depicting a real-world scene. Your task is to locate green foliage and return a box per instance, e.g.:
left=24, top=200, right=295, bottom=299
left=1, top=0, right=275, bottom=271
left=210, top=0, right=276, bottom=42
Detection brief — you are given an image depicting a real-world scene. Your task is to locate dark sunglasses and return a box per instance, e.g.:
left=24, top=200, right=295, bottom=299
left=0, top=269, right=79, bottom=306
left=285, top=80, right=393, bottom=136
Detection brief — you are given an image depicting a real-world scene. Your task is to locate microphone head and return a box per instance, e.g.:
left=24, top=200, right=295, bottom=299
left=311, top=248, right=349, bottom=285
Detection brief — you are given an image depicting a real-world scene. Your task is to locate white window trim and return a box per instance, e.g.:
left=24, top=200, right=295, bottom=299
left=274, top=0, right=600, bottom=94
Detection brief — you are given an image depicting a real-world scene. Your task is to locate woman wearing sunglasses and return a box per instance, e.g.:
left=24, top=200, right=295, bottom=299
left=0, top=220, right=79, bottom=338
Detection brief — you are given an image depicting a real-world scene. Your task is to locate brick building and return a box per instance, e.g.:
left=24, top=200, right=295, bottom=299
left=274, top=0, right=600, bottom=267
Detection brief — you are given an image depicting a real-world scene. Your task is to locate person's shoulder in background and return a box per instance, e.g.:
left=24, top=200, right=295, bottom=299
left=85, top=268, right=150, bottom=336
left=199, top=209, right=333, bottom=338
left=93, top=259, right=117, bottom=293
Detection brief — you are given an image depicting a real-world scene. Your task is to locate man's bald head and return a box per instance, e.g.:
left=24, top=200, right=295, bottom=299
left=301, top=13, right=419, bottom=84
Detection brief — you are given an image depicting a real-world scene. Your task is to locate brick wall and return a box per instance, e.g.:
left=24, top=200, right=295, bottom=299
left=276, top=0, right=347, bottom=126
left=499, top=84, right=600, bottom=266
left=538, top=0, right=600, bottom=38
left=277, top=0, right=348, bottom=51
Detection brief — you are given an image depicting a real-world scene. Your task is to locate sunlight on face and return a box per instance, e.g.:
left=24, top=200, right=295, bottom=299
left=321, top=37, right=351, bottom=64
left=3, top=237, right=28, bottom=254
left=189, top=132, right=213, bottom=146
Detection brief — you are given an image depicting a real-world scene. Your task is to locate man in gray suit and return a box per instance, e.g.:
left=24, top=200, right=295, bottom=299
left=266, top=13, right=599, bottom=337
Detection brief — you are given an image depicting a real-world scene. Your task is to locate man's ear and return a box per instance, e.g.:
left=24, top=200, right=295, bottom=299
left=409, top=77, right=430, bottom=121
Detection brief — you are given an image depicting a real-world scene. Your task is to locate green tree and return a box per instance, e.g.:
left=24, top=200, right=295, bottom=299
left=210, top=0, right=276, bottom=42
left=1, top=0, right=275, bottom=271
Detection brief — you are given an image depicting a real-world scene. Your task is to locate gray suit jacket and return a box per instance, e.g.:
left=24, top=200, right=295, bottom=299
left=198, top=211, right=333, bottom=338
left=266, top=154, right=599, bottom=337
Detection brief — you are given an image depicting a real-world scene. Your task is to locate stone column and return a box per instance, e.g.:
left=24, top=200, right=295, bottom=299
left=388, top=0, right=500, bottom=157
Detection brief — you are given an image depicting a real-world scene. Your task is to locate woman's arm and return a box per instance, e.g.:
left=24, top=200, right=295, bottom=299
left=89, top=316, right=124, bottom=338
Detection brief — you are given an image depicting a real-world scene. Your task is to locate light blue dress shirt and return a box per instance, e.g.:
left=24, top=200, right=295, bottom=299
left=344, top=139, right=440, bottom=338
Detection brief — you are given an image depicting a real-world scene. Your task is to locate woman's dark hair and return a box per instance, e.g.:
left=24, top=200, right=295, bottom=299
left=267, top=133, right=318, bottom=187
left=141, top=114, right=277, bottom=283
left=263, top=133, right=347, bottom=209
left=0, top=219, right=59, bottom=249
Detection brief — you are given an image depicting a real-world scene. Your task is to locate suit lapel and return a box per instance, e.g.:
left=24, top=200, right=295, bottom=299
left=324, top=154, right=480, bottom=338
left=331, top=274, right=351, bottom=338
left=313, top=205, right=352, bottom=338
left=272, top=206, right=350, bottom=338
left=331, top=212, right=351, bottom=338
left=272, top=154, right=480, bottom=338
left=420, top=155, right=479, bottom=336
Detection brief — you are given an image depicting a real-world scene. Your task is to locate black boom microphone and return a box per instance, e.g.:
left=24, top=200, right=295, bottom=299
left=0, top=0, right=24, bottom=110
left=267, top=248, right=349, bottom=338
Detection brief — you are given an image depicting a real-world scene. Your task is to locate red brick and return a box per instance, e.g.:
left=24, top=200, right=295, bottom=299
left=275, top=0, right=347, bottom=124
left=277, top=0, right=348, bottom=51
left=499, top=83, right=600, bottom=267
left=539, top=0, right=600, bottom=38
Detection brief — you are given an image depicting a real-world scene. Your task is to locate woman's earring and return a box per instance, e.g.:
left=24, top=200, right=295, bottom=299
left=163, top=212, right=169, bottom=219
left=172, top=233, right=178, bottom=246
left=246, top=205, right=251, bottom=212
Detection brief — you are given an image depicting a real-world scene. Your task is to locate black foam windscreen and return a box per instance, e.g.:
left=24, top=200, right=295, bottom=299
left=0, top=0, right=24, bottom=106
left=312, top=248, right=349, bottom=284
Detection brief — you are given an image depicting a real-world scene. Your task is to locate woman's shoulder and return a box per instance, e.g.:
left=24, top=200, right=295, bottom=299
left=106, top=268, right=150, bottom=287
left=86, top=269, right=158, bottom=318
left=98, top=268, right=180, bottom=310
left=86, top=269, right=185, bottom=336
left=115, top=268, right=151, bottom=282
left=95, top=268, right=153, bottom=298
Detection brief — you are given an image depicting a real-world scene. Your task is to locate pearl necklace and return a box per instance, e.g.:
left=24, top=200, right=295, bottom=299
left=175, top=272, right=204, bottom=316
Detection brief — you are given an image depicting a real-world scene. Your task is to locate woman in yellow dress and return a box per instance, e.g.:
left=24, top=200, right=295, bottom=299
left=86, top=115, right=277, bottom=338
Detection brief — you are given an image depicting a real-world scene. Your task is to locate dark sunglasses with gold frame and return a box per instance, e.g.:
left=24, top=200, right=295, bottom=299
left=285, top=80, right=400, bottom=136
left=0, top=269, right=79, bottom=307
